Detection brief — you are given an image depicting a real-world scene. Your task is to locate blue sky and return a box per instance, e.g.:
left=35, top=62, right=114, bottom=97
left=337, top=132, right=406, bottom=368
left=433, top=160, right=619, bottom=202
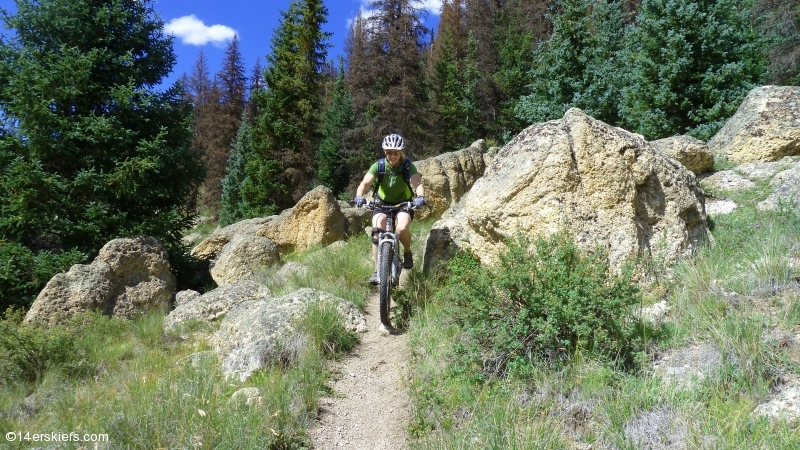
left=156, top=0, right=443, bottom=89
left=0, top=0, right=442, bottom=89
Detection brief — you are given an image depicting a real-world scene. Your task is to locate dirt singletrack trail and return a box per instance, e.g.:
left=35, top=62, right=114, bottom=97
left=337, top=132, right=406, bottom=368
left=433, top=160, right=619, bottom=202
left=308, top=288, right=412, bottom=450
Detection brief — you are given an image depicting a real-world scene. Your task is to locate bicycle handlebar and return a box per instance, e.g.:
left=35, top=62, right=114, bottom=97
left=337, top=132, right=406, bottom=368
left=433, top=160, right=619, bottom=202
left=356, top=200, right=419, bottom=211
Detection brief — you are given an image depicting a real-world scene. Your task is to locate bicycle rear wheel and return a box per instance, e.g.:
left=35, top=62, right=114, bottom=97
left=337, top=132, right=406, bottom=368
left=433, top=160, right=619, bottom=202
left=378, top=241, right=393, bottom=328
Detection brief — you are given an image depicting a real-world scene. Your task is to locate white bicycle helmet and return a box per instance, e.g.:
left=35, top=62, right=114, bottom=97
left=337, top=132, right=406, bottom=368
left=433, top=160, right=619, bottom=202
left=382, top=133, right=405, bottom=150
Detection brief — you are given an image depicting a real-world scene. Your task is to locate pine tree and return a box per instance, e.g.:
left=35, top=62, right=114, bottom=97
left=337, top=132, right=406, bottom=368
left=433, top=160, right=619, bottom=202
left=0, top=0, right=203, bottom=308
left=252, top=0, right=332, bottom=207
left=515, top=0, right=627, bottom=127
left=344, top=11, right=371, bottom=118
left=219, top=35, right=247, bottom=112
left=341, top=11, right=377, bottom=179
left=430, top=0, right=467, bottom=67
left=220, top=114, right=251, bottom=226
left=428, top=0, right=484, bottom=151
left=199, top=37, right=248, bottom=217
left=247, top=58, right=264, bottom=119
left=465, top=0, right=501, bottom=75
left=347, top=0, right=431, bottom=158
left=186, top=49, right=212, bottom=211
left=621, top=0, right=766, bottom=140
left=493, top=0, right=550, bottom=138
left=317, top=57, right=353, bottom=195
left=755, top=0, right=800, bottom=85
left=464, top=0, right=503, bottom=138
left=430, top=28, right=481, bottom=151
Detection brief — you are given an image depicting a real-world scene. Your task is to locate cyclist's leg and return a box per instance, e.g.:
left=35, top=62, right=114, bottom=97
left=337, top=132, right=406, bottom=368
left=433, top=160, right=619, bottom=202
left=396, top=211, right=412, bottom=253
left=372, top=211, right=388, bottom=262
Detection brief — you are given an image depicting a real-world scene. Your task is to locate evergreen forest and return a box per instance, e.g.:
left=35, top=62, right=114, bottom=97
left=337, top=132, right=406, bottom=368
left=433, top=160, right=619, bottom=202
left=1, top=0, right=799, bottom=310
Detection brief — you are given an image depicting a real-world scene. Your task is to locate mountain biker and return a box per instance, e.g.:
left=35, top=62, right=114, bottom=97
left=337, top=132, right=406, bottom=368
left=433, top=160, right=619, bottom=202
left=354, top=133, right=425, bottom=284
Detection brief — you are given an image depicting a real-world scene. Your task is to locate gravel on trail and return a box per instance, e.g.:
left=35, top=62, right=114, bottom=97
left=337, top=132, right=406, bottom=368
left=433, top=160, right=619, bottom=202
left=308, top=290, right=411, bottom=450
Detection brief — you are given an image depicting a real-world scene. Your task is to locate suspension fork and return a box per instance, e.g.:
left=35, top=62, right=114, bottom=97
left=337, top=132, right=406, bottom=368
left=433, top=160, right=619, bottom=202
left=375, top=213, right=399, bottom=284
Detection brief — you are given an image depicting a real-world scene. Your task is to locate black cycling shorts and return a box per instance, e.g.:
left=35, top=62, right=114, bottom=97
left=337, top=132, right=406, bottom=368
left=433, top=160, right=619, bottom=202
left=372, top=201, right=414, bottom=221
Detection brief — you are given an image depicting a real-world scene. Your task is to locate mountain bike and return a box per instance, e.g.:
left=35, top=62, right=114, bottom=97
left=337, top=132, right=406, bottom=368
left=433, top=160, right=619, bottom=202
left=363, top=201, right=417, bottom=329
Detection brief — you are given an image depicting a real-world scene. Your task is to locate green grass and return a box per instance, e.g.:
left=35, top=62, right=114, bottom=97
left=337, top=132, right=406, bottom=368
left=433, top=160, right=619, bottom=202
left=0, top=216, right=441, bottom=449
left=252, top=233, right=374, bottom=309
left=0, top=308, right=331, bottom=449
left=4, top=172, right=799, bottom=449
left=185, top=208, right=220, bottom=241
left=0, top=228, right=396, bottom=449
left=405, top=171, right=800, bottom=448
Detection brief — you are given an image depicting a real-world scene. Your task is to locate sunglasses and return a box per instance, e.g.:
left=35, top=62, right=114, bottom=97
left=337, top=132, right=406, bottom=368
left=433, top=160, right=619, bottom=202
left=384, top=150, right=402, bottom=156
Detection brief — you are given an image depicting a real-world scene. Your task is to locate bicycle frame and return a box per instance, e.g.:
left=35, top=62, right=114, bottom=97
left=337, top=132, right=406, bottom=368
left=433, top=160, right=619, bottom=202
left=360, top=200, right=416, bottom=329
left=375, top=215, right=401, bottom=286
left=374, top=202, right=412, bottom=283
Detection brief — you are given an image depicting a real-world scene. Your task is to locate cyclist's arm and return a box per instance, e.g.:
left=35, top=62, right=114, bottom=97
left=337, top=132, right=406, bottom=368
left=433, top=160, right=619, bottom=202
left=410, top=173, right=424, bottom=197
left=356, top=173, right=377, bottom=197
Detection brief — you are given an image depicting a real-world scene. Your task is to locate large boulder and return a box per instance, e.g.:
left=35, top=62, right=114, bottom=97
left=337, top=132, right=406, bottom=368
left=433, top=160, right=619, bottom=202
left=192, top=186, right=347, bottom=261
left=26, top=236, right=175, bottom=325
left=254, top=186, right=347, bottom=253
left=209, top=234, right=280, bottom=286
left=708, top=85, right=800, bottom=163
left=338, top=200, right=371, bottom=237
left=190, top=217, right=274, bottom=261
left=164, top=280, right=271, bottom=332
left=650, top=135, right=714, bottom=174
left=423, top=108, right=709, bottom=273
left=414, top=140, right=491, bottom=220
left=212, top=288, right=367, bottom=381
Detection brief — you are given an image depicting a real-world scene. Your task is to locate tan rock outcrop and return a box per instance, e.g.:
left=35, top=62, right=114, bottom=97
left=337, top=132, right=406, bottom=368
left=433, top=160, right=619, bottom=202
left=254, top=186, right=346, bottom=253
left=209, top=234, right=280, bottom=286
left=651, top=135, right=714, bottom=174
left=337, top=200, right=371, bottom=237
left=423, top=108, right=709, bottom=273
left=190, top=217, right=275, bottom=261
left=191, top=186, right=347, bottom=261
left=758, top=163, right=800, bottom=211
left=414, top=140, right=490, bottom=220
left=25, top=236, right=175, bottom=325
left=213, top=288, right=367, bottom=381
left=164, top=280, right=271, bottom=332
left=708, top=85, right=800, bottom=163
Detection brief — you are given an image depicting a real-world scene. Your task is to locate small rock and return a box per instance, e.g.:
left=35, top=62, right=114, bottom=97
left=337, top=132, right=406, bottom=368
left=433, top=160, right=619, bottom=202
left=754, top=379, right=800, bottom=422
left=705, top=199, right=737, bottom=216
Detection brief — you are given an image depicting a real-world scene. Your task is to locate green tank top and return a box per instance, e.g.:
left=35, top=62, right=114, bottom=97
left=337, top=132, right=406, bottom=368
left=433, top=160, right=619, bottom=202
left=367, top=160, right=419, bottom=203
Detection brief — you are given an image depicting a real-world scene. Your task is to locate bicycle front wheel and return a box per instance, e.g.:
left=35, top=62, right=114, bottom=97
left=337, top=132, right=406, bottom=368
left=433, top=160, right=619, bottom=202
left=378, top=241, right=393, bottom=328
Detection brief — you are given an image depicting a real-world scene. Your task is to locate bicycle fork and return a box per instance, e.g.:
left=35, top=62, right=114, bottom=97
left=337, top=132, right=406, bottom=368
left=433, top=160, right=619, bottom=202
left=375, top=231, right=401, bottom=285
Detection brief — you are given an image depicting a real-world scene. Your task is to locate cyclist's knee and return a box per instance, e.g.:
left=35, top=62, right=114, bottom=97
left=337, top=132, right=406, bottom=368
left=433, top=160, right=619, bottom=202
left=372, top=215, right=387, bottom=228
left=371, top=227, right=384, bottom=244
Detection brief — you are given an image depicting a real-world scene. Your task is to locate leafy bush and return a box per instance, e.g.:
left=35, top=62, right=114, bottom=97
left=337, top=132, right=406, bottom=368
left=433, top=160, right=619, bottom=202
left=0, top=309, right=82, bottom=383
left=0, top=309, right=128, bottom=384
left=441, top=232, right=643, bottom=376
left=0, top=242, right=85, bottom=310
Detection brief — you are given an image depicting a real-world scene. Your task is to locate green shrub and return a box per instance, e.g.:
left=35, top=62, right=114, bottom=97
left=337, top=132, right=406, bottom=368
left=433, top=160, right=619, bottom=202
left=0, top=310, right=129, bottom=385
left=441, top=232, right=643, bottom=376
left=0, top=309, right=83, bottom=383
left=0, top=242, right=85, bottom=310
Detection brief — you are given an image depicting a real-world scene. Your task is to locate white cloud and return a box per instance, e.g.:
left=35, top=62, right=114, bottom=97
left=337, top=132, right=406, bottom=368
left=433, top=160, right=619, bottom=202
left=164, top=15, right=237, bottom=47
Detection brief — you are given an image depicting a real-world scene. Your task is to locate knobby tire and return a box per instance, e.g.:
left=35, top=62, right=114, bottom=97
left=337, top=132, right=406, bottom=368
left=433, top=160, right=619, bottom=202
left=378, top=241, right=393, bottom=328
